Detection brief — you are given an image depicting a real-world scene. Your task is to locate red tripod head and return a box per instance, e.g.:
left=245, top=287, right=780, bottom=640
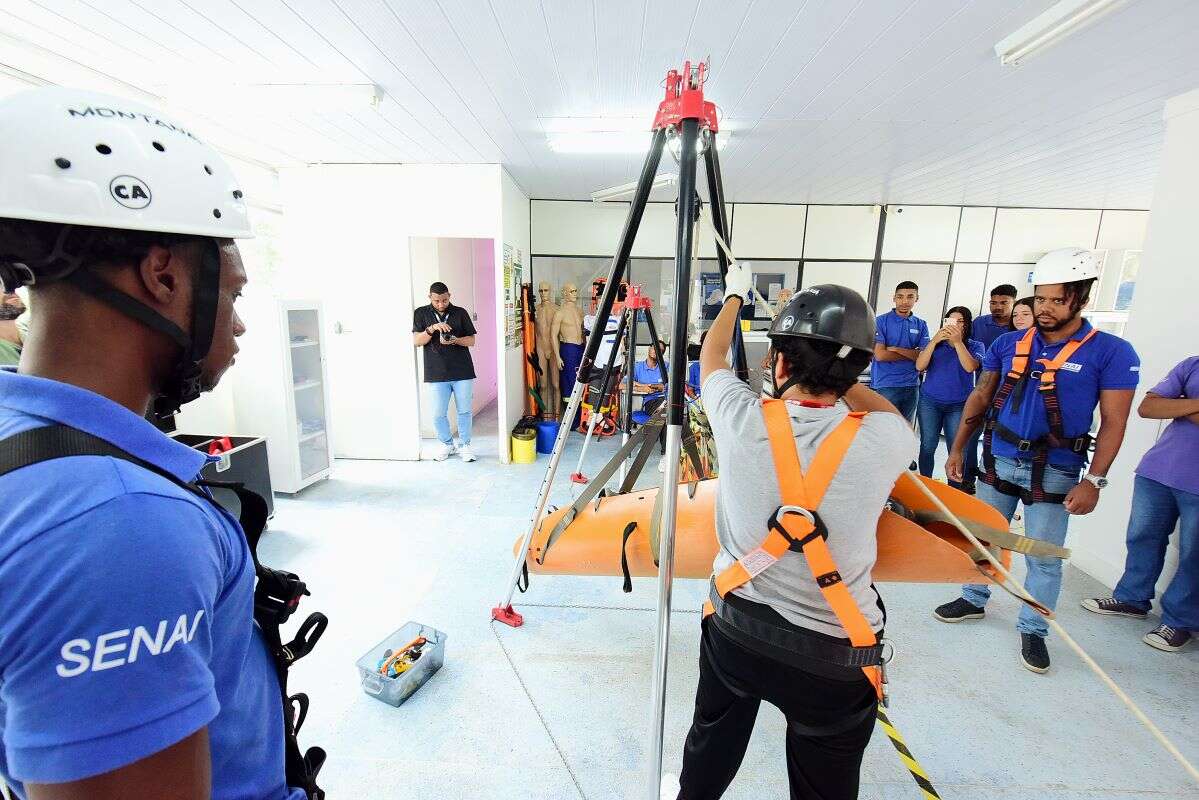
left=652, top=60, right=719, bottom=133
left=625, top=284, right=653, bottom=311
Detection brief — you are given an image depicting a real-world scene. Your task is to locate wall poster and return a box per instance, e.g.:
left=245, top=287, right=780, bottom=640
left=503, top=244, right=523, bottom=349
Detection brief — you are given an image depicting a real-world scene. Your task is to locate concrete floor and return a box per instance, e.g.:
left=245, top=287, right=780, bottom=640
left=260, top=407, right=1199, bottom=799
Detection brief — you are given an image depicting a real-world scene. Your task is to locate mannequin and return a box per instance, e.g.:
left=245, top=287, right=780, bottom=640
left=553, top=282, right=585, bottom=405
left=534, top=281, right=560, bottom=417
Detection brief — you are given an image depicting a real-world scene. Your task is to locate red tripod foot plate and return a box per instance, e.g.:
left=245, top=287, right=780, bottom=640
left=491, top=605, right=524, bottom=627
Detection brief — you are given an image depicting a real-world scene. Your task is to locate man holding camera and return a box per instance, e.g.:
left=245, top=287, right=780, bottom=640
left=412, top=281, right=478, bottom=462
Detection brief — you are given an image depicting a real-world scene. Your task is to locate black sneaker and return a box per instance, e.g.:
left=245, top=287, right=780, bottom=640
left=1144, top=624, right=1192, bottom=652
left=933, top=598, right=986, bottom=623
left=1081, top=596, right=1148, bottom=618
left=1020, top=633, right=1050, bottom=673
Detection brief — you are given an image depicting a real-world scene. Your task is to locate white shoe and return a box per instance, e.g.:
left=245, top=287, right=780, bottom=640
left=659, top=772, right=679, bottom=800
left=457, top=443, right=476, bottom=462
left=433, top=442, right=455, bottom=461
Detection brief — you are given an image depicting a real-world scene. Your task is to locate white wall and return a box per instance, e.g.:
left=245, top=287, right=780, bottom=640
left=530, top=201, right=1150, bottom=322
left=282, top=164, right=507, bottom=461
left=1069, top=88, right=1199, bottom=590
left=499, top=169, right=531, bottom=463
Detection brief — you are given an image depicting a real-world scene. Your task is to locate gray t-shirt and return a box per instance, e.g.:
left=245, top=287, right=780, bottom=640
left=703, top=370, right=917, bottom=638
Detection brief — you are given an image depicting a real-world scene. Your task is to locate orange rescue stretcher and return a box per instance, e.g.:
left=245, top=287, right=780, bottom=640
left=514, top=472, right=1071, bottom=586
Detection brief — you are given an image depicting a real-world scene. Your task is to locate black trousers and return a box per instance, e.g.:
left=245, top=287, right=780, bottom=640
left=677, top=617, right=878, bottom=800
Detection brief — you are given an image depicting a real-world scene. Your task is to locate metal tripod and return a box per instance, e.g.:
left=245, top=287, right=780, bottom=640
left=571, top=287, right=668, bottom=485
left=490, top=60, right=741, bottom=800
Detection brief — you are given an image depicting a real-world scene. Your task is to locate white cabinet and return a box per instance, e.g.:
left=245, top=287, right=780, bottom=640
left=234, top=299, right=332, bottom=493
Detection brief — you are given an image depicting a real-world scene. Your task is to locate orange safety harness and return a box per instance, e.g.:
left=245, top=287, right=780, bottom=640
left=703, top=401, right=887, bottom=702
left=981, top=326, right=1097, bottom=504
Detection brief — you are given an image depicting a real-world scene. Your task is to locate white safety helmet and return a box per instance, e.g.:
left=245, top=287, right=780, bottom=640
left=1031, top=248, right=1101, bottom=286
left=0, top=86, right=253, bottom=418
left=0, top=86, right=251, bottom=252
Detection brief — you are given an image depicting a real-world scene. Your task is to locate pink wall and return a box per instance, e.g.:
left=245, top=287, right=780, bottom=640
left=471, top=237, right=498, bottom=412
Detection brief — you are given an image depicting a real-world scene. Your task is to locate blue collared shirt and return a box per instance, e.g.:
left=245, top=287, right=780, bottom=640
left=971, top=315, right=1012, bottom=350
left=633, top=358, right=667, bottom=385
left=921, top=338, right=986, bottom=404
left=983, top=321, right=1140, bottom=468
left=0, top=369, right=302, bottom=799
left=870, top=310, right=930, bottom=389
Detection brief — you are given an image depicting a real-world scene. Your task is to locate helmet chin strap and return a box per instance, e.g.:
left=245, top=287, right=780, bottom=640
left=63, top=238, right=222, bottom=421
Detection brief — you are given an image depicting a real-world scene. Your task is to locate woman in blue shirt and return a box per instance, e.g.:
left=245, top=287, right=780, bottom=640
left=915, top=306, right=985, bottom=488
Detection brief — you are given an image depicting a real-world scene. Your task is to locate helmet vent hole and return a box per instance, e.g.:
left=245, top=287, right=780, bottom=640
left=204, top=165, right=213, bottom=175
left=232, top=189, right=243, bottom=199
left=152, top=141, right=165, bottom=152
left=212, top=209, right=222, bottom=219
left=54, top=157, right=71, bottom=169
left=95, top=144, right=112, bottom=155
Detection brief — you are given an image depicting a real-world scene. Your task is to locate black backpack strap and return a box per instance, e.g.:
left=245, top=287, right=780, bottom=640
left=0, top=424, right=327, bottom=798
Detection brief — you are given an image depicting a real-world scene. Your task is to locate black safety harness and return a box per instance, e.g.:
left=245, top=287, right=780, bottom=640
left=980, top=326, right=1098, bottom=505
left=0, top=425, right=328, bottom=798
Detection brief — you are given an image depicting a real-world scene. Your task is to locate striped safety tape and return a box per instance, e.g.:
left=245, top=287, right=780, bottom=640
left=876, top=705, right=941, bottom=800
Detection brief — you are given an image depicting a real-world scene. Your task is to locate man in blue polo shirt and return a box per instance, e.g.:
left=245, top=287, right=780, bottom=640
left=933, top=249, right=1139, bottom=674
left=0, top=88, right=310, bottom=798
left=871, top=280, right=930, bottom=422
left=972, top=283, right=1018, bottom=350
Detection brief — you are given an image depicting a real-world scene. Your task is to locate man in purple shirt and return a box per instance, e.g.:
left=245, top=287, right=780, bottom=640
left=1083, top=356, right=1199, bottom=652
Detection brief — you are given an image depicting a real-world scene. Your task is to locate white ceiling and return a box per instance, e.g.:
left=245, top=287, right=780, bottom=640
left=2, top=0, right=1197, bottom=208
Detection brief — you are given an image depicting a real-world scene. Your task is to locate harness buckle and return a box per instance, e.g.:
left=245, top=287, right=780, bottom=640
left=255, top=566, right=311, bottom=627
left=877, top=638, right=895, bottom=707
left=768, top=505, right=829, bottom=551
left=1016, top=439, right=1033, bottom=453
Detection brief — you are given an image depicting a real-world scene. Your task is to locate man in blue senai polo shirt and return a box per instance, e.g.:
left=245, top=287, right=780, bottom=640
left=0, top=88, right=309, bottom=799
left=971, top=283, right=1018, bottom=350
left=871, top=280, right=931, bottom=422
left=934, top=249, right=1139, bottom=674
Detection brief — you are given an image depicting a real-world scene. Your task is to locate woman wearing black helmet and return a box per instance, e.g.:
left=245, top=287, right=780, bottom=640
left=669, top=262, right=917, bottom=800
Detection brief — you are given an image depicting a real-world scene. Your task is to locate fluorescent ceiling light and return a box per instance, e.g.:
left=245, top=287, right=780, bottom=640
left=994, top=0, right=1129, bottom=66
left=548, top=130, right=730, bottom=155
left=591, top=173, right=678, bottom=202
left=167, top=83, right=384, bottom=115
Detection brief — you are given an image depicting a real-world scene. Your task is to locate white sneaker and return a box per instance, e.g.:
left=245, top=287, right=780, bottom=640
left=659, top=772, right=679, bottom=800
left=432, top=442, right=455, bottom=461
left=457, top=443, right=476, bottom=462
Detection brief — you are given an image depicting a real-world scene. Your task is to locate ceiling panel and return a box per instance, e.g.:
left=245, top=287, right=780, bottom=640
left=2, top=0, right=1196, bottom=208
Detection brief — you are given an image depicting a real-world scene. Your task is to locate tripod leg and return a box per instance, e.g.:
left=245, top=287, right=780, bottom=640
left=646, top=116, right=701, bottom=799
left=493, top=129, right=667, bottom=625
left=620, top=263, right=638, bottom=486
left=704, top=143, right=748, bottom=381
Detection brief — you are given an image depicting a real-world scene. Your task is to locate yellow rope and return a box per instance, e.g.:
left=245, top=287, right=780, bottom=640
left=901, top=470, right=1199, bottom=786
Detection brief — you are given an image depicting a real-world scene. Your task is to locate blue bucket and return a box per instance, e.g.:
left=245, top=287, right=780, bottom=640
left=536, top=420, right=560, bottom=454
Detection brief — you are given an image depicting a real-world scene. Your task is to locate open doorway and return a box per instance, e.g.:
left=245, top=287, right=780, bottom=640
left=409, top=237, right=498, bottom=458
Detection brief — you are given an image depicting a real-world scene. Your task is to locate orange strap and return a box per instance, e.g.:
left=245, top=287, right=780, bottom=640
left=1037, top=328, right=1097, bottom=390
left=1009, top=327, right=1035, bottom=377
left=710, top=400, right=883, bottom=697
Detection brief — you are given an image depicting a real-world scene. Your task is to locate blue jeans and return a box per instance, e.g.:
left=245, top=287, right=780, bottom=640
left=961, top=455, right=1079, bottom=638
left=875, top=385, right=918, bottom=424
left=916, top=396, right=964, bottom=487
left=961, top=427, right=982, bottom=490
left=429, top=379, right=473, bottom=446
left=1113, top=475, right=1199, bottom=630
